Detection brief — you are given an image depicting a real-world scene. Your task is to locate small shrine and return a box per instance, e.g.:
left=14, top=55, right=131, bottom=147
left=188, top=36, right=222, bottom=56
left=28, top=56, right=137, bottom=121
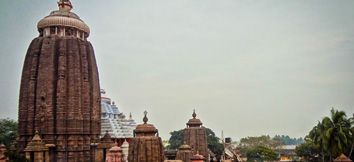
left=176, top=142, right=192, bottom=162
left=106, top=142, right=123, bottom=162
left=334, top=154, right=352, bottom=162
left=190, top=153, right=205, bottom=162
left=96, top=130, right=115, bottom=162
left=184, top=110, right=208, bottom=160
left=24, top=131, right=49, bottom=162
left=128, top=111, right=165, bottom=162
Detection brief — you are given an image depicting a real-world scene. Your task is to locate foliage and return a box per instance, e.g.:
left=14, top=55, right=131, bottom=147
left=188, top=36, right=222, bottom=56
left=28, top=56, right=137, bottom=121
left=246, top=146, right=278, bottom=162
left=239, top=135, right=282, bottom=149
left=167, top=129, right=184, bottom=150
left=0, top=118, right=17, bottom=148
left=5, top=150, right=29, bottom=162
left=273, top=135, right=304, bottom=145
left=167, top=127, right=224, bottom=157
left=306, top=109, right=354, bottom=161
left=295, top=140, right=321, bottom=162
left=205, top=128, right=224, bottom=157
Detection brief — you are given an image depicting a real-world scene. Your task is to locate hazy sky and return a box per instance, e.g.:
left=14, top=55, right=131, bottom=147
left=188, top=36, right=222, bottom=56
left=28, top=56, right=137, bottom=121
left=0, top=0, right=353, bottom=140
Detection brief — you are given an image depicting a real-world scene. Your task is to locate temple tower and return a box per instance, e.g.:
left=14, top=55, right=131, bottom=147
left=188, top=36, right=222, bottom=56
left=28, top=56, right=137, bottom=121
left=17, top=0, right=101, bottom=161
left=176, top=142, right=192, bottom=162
left=128, top=111, right=164, bottom=162
left=183, top=110, right=208, bottom=160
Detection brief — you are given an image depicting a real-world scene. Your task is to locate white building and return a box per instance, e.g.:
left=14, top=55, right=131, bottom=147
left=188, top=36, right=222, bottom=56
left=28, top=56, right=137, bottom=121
left=100, top=89, right=137, bottom=138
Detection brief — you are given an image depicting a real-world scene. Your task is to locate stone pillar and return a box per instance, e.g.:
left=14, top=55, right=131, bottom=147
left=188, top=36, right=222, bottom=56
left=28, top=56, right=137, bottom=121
left=96, top=131, right=114, bottom=162
left=106, top=143, right=123, bottom=162
left=190, top=153, right=205, bottom=162
left=128, top=111, right=165, bottom=162
left=24, top=131, right=49, bottom=162
left=334, top=154, right=352, bottom=162
left=176, top=143, right=192, bottom=162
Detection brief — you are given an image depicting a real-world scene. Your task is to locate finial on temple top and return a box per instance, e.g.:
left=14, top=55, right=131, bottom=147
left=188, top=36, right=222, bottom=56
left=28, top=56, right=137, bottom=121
left=192, top=109, right=197, bottom=118
left=143, top=111, right=148, bottom=124
left=58, top=0, right=73, bottom=12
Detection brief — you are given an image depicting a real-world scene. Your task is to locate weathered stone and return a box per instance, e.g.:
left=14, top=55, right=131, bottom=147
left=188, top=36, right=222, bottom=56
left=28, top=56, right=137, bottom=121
left=176, top=142, right=192, bottom=162
left=0, top=144, right=8, bottom=162
left=18, top=1, right=100, bottom=161
left=184, top=110, right=208, bottom=160
left=106, top=143, right=123, bottom=162
left=128, top=111, right=164, bottom=162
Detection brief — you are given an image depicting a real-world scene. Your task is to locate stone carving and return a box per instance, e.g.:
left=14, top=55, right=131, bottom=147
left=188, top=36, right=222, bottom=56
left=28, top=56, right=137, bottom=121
left=18, top=1, right=101, bottom=161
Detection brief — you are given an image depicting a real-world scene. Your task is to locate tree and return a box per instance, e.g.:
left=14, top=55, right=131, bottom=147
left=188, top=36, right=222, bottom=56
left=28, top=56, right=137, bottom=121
left=239, top=135, right=282, bottom=150
left=246, top=146, right=277, bottom=162
left=307, top=109, right=353, bottom=161
left=205, top=128, right=224, bottom=158
left=168, top=129, right=184, bottom=150
left=295, top=141, right=321, bottom=162
left=0, top=118, right=17, bottom=148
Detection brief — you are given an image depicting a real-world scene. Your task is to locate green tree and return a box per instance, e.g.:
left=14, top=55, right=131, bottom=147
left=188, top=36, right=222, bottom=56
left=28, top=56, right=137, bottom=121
left=307, top=109, right=353, bottom=161
left=0, top=118, right=17, bottom=148
left=168, top=129, right=184, bottom=150
left=246, top=146, right=277, bottom=162
left=205, top=128, right=224, bottom=158
left=295, top=141, right=321, bottom=162
left=239, top=135, right=282, bottom=150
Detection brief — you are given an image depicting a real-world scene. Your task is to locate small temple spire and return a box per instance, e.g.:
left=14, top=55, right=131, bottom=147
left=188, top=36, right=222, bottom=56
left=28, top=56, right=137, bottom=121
left=58, top=0, right=73, bottom=12
left=143, top=110, right=148, bottom=124
left=192, top=109, right=197, bottom=118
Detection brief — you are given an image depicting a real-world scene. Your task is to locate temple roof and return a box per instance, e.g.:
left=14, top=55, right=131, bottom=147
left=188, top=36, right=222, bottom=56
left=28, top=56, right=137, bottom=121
left=24, top=131, right=48, bottom=152
left=186, top=109, right=203, bottom=127
left=134, top=111, right=158, bottom=136
left=37, top=0, right=90, bottom=35
left=179, top=142, right=192, bottom=151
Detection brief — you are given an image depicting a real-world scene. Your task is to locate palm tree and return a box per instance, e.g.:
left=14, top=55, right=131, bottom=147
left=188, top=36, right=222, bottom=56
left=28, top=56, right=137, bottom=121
left=348, top=114, right=354, bottom=158
left=308, top=109, right=352, bottom=162
left=308, top=121, right=327, bottom=162
left=323, top=109, right=351, bottom=161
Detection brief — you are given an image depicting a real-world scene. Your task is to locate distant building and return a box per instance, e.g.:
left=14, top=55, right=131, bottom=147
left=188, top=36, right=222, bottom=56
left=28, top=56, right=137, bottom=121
left=100, top=89, right=137, bottom=140
left=275, top=145, right=298, bottom=162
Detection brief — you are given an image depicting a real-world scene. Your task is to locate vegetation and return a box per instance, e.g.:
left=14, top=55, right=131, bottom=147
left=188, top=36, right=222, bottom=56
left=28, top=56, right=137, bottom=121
left=273, top=135, right=304, bottom=145
left=296, top=109, right=354, bottom=161
left=0, top=118, right=17, bottom=148
left=238, top=135, right=280, bottom=161
left=246, top=146, right=278, bottom=162
left=167, top=128, right=224, bottom=158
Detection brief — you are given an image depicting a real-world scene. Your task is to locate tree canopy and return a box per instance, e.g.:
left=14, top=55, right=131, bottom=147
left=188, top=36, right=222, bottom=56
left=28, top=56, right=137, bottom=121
left=299, top=109, right=354, bottom=161
left=0, top=118, right=17, bottom=147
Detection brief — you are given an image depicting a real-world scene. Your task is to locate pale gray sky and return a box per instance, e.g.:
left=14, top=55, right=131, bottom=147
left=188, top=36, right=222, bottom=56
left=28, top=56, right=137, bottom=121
left=0, top=0, right=353, bottom=140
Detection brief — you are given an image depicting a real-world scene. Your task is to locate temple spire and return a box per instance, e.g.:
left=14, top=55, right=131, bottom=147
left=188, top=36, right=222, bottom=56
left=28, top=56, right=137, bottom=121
left=192, top=109, right=197, bottom=118
left=143, top=110, right=148, bottom=124
left=58, top=0, right=73, bottom=12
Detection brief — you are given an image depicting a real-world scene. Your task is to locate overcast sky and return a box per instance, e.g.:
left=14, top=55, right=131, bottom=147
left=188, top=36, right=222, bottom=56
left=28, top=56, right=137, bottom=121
left=0, top=0, right=353, bottom=140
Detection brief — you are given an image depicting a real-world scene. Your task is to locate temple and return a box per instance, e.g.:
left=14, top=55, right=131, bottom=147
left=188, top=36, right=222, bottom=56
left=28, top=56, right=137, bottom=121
left=128, top=111, right=165, bottom=162
left=100, top=89, right=137, bottom=140
left=17, top=0, right=101, bottom=161
left=183, top=110, right=208, bottom=161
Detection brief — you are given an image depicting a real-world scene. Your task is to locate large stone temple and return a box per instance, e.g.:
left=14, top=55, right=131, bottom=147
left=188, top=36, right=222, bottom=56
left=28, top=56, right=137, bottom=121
left=17, top=0, right=101, bottom=161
